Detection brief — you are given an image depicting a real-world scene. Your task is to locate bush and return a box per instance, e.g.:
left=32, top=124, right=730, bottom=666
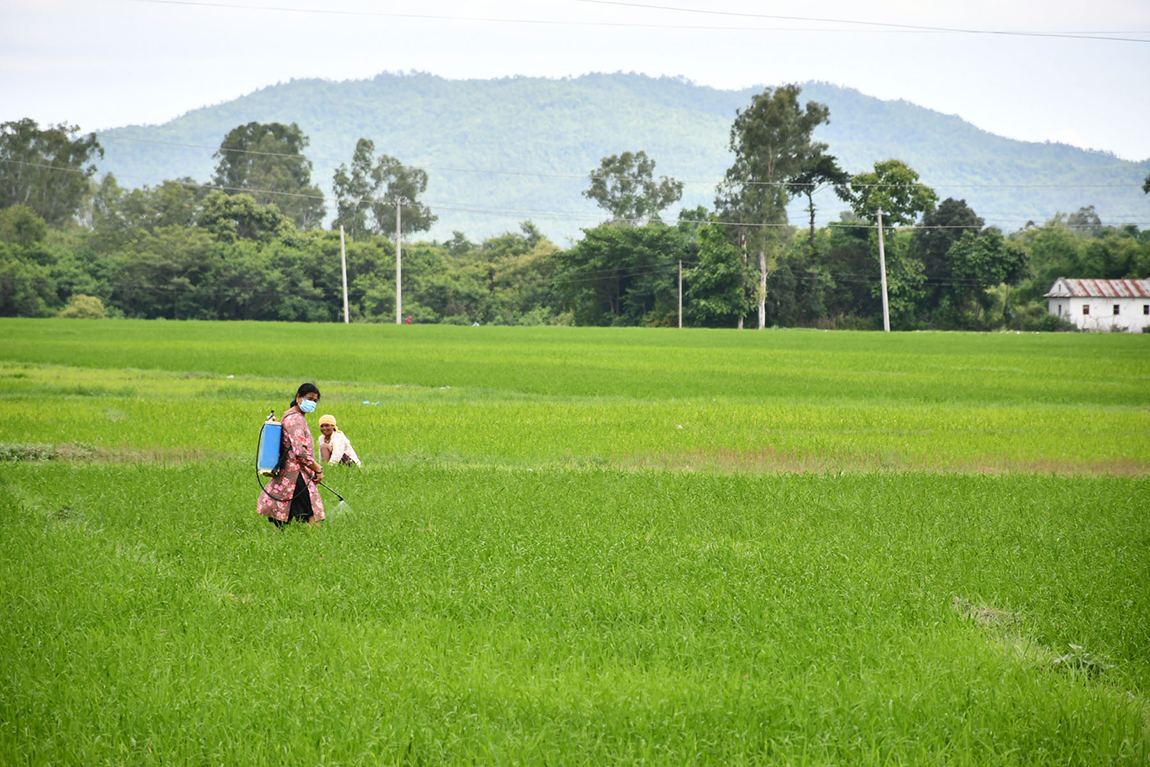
left=441, top=314, right=472, bottom=325
left=834, top=314, right=879, bottom=331
left=58, top=294, right=106, bottom=319
left=1024, top=313, right=1075, bottom=332
left=1015, top=302, right=1076, bottom=332
left=515, top=306, right=553, bottom=326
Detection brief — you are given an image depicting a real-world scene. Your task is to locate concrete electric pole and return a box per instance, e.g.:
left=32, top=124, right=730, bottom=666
left=876, top=208, right=890, bottom=332
left=395, top=198, right=406, bottom=325
left=340, top=225, right=349, bottom=324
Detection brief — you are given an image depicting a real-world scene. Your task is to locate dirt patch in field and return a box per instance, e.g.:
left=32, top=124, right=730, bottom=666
left=944, top=455, right=1150, bottom=477
left=9, top=439, right=1146, bottom=476
left=109, top=446, right=231, bottom=464
left=953, top=597, right=1018, bottom=629
left=624, top=448, right=1150, bottom=476
left=623, top=447, right=855, bottom=474
left=0, top=442, right=228, bottom=465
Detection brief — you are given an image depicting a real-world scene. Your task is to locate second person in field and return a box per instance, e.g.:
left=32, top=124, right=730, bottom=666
left=318, top=413, right=361, bottom=467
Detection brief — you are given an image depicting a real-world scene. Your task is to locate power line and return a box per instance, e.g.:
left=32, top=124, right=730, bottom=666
left=401, top=192, right=1150, bottom=229
left=92, top=257, right=1076, bottom=293
left=568, top=0, right=1150, bottom=44
left=95, top=135, right=1148, bottom=190
left=128, top=0, right=1150, bottom=42
left=5, top=160, right=1145, bottom=298
left=124, top=0, right=946, bottom=33
left=5, top=158, right=1147, bottom=232
left=99, top=135, right=595, bottom=180
left=554, top=263, right=693, bottom=286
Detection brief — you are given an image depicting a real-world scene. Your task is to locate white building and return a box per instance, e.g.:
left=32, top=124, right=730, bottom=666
left=1044, top=278, right=1150, bottom=333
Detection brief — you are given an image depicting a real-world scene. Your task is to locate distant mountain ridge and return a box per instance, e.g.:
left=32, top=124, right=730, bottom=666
left=94, top=72, right=1150, bottom=242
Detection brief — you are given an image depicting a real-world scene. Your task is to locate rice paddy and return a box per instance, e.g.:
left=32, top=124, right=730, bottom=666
left=1, top=319, right=1147, bottom=764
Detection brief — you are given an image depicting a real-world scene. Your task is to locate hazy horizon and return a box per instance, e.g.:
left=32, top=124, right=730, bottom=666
left=2, top=0, right=1148, bottom=161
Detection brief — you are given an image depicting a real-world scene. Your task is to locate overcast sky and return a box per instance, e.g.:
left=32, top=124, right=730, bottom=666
left=2, top=0, right=1149, bottom=160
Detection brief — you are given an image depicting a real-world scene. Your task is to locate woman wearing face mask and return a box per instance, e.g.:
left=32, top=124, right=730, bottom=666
left=256, top=382, right=325, bottom=527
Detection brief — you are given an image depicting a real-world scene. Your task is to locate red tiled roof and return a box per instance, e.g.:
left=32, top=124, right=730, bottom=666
left=1045, top=278, right=1150, bottom=298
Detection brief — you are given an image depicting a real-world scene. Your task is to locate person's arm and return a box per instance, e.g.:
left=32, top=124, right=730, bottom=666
left=305, top=437, right=323, bottom=480
left=329, top=433, right=349, bottom=465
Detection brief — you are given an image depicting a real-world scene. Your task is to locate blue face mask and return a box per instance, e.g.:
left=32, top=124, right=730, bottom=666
left=299, top=399, right=317, bottom=414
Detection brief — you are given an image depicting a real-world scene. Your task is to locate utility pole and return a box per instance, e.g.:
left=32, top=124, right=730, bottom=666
left=339, top=225, right=349, bottom=324
left=876, top=208, right=890, bottom=332
left=678, top=260, right=683, bottom=329
left=737, top=231, right=746, bottom=330
left=394, top=198, right=405, bottom=325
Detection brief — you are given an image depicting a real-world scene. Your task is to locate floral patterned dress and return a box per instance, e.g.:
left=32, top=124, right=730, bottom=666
left=256, top=406, right=325, bottom=522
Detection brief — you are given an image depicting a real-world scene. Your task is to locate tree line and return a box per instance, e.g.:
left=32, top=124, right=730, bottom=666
left=3, top=88, right=1149, bottom=329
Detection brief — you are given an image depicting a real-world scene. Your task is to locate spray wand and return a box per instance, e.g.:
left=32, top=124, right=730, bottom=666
left=316, top=480, right=344, bottom=502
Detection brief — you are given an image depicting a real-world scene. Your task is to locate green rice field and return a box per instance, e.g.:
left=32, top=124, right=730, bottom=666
left=1, top=319, right=1148, bottom=764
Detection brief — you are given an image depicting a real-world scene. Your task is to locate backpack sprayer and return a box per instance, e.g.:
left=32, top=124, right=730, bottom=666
left=257, top=409, right=345, bottom=504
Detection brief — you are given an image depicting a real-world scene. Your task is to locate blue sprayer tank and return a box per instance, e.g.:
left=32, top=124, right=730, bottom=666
left=257, top=411, right=283, bottom=476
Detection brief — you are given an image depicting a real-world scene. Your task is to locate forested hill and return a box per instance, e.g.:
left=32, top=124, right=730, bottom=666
left=94, top=72, right=1150, bottom=242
